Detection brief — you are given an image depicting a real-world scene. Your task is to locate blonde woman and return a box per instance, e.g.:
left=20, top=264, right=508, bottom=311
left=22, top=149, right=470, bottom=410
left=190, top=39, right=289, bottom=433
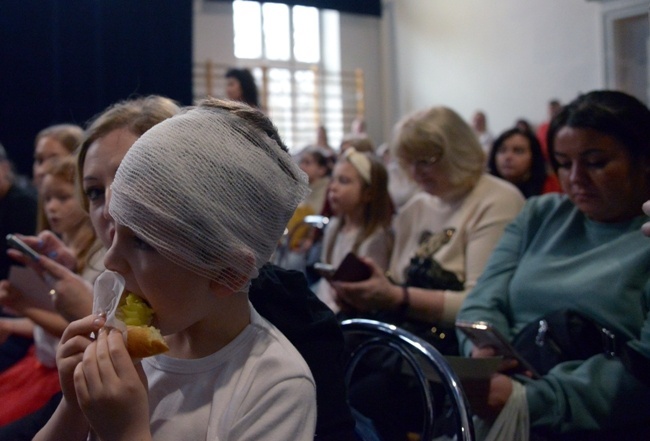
left=335, top=107, right=525, bottom=341
left=334, top=106, right=525, bottom=440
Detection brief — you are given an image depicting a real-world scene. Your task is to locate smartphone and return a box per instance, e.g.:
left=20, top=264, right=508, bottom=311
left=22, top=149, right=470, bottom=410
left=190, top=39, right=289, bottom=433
left=455, top=320, right=540, bottom=379
left=314, top=262, right=336, bottom=279
left=6, top=234, right=41, bottom=262
left=331, top=252, right=372, bottom=282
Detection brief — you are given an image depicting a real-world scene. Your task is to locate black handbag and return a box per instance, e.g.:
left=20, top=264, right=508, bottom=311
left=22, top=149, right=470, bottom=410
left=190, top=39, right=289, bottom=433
left=511, top=309, right=612, bottom=376
left=404, top=229, right=464, bottom=292
left=389, top=228, right=464, bottom=355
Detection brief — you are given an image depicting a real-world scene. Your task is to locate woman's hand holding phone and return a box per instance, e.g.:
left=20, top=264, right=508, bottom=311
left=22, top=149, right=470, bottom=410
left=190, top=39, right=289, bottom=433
left=457, top=320, right=540, bottom=379
left=332, top=256, right=401, bottom=312
left=471, top=345, right=521, bottom=374
left=6, top=231, right=77, bottom=271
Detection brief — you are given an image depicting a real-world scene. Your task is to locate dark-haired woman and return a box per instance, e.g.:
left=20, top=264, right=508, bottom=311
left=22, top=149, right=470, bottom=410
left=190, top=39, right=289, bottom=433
left=458, top=90, right=650, bottom=439
left=225, top=68, right=260, bottom=108
left=488, top=127, right=560, bottom=198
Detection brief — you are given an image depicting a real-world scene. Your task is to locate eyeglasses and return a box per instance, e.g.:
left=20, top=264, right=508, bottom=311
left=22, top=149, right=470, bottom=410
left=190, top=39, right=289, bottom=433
left=400, top=155, right=441, bottom=170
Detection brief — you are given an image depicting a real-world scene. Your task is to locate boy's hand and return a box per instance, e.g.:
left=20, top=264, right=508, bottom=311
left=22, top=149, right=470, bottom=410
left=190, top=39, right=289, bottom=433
left=57, top=315, right=105, bottom=410
left=75, top=328, right=151, bottom=441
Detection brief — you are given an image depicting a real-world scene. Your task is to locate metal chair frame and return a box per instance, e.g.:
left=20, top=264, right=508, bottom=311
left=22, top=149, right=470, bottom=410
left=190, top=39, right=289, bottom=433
left=272, top=215, right=329, bottom=270
left=341, top=318, right=475, bottom=441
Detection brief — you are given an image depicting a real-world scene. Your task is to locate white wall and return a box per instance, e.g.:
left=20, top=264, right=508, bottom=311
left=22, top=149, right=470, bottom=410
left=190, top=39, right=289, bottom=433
left=385, top=0, right=604, bottom=138
left=339, top=13, right=385, bottom=146
left=193, top=0, right=236, bottom=70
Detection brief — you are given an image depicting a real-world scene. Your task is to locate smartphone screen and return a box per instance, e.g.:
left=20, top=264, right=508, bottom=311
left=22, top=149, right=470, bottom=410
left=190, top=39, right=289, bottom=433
left=456, top=320, right=540, bottom=379
left=313, top=262, right=336, bottom=279
left=6, top=234, right=41, bottom=262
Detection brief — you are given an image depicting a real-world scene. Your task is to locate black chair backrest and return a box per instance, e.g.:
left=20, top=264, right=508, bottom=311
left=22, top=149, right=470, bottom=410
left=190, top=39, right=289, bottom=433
left=341, top=318, right=475, bottom=441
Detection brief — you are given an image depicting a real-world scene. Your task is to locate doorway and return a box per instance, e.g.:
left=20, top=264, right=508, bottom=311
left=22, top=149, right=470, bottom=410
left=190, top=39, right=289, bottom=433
left=604, top=2, right=650, bottom=104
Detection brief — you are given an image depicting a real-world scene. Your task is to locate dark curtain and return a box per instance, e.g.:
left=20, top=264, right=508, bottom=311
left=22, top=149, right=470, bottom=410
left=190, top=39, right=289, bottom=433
left=0, top=0, right=193, bottom=176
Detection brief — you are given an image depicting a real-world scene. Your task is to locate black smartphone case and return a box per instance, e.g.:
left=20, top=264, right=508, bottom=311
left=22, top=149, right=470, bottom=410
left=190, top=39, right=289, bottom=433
left=331, top=252, right=372, bottom=282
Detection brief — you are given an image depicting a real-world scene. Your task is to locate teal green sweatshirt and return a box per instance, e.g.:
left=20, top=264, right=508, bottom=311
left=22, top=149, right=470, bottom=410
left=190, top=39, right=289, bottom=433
left=457, top=194, right=650, bottom=433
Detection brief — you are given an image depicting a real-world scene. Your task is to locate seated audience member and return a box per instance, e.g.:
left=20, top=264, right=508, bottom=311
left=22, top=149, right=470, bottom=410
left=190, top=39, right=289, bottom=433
left=472, top=110, right=494, bottom=155
left=457, top=90, right=650, bottom=439
left=488, top=127, right=561, bottom=198
left=224, top=67, right=259, bottom=108
left=333, top=106, right=524, bottom=440
left=316, top=148, right=393, bottom=312
left=0, top=157, right=101, bottom=430
left=536, top=98, right=562, bottom=160
left=276, top=146, right=333, bottom=273
left=271, top=201, right=317, bottom=273
left=32, top=124, right=83, bottom=191
left=334, top=106, right=525, bottom=353
left=515, top=118, right=534, bottom=133
left=0, top=144, right=37, bottom=373
left=0, top=145, right=37, bottom=281
left=298, top=145, right=333, bottom=214
left=36, top=98, right=317, bottom=440
left=340, top=133, right=376, bottom=155
left=316, top=125, right=334, bottom=153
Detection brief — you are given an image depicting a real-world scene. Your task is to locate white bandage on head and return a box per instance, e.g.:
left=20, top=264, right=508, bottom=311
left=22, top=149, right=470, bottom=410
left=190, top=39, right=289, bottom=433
left=109, top=103, right=310, bottom=291
left=343, top=147, right=371, bottom=184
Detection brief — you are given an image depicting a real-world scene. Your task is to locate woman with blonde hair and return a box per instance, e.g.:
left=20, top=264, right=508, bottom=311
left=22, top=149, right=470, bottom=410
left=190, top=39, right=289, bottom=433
left=334, top=106, right=525, bottom=440
left=336, top=107, right=524, bottom=339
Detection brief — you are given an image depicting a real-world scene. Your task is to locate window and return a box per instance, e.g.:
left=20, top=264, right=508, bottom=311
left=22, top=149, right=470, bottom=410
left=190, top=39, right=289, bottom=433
left=232, top=0, right=343, bottom=152
left=234, top=1, right=320, bottom=63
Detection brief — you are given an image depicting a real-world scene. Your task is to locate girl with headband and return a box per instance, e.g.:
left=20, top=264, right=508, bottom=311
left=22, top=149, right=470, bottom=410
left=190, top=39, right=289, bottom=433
left=315, top=148, right=393, bottom=312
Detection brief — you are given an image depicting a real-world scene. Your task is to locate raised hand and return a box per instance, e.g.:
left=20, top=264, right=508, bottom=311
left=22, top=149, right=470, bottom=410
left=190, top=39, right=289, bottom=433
left=75, top=328, right=151, bottom=441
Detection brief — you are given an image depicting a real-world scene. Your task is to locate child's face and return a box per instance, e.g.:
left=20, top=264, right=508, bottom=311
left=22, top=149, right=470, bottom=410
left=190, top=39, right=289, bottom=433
left=33, top=136, right=70, bottom=191
left=299, top=154, right=327, bottom=184
left=42, top=175, right=86, bottom=236
left=104, top=223, right=215, bottom=336
left=328, top=161, right=367, bottom=217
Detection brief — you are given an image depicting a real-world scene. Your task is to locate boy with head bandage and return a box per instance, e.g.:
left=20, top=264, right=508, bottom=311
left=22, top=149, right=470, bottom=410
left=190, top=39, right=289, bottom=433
left=35, top=99, right=317, bottom=441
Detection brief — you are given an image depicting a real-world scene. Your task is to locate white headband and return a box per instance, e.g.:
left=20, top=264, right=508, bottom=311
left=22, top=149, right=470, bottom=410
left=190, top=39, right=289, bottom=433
left=343, top=147, right=371, bottom=184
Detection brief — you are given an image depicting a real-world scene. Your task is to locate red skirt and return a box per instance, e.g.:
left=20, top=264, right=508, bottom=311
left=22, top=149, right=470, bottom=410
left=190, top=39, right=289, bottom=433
left=0, top=345, right=61, bottom=426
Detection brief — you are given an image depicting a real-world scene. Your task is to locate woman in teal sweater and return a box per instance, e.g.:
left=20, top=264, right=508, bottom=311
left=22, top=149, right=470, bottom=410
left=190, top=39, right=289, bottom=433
left=457, top=90, right=650, bottom=439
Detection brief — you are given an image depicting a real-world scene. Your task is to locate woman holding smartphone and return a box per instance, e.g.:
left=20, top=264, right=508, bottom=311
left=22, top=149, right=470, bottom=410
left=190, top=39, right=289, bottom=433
left=457, top=90, right=650, bottom=439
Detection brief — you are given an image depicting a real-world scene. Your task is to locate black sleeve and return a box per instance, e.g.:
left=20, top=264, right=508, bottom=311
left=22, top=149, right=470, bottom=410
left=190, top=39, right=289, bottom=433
left=250, top=263, right=359, bottom=441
